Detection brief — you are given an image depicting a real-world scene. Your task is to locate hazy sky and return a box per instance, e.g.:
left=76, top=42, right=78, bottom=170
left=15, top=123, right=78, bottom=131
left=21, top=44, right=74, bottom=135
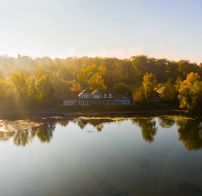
left=0, top=0, right=202, bottom=62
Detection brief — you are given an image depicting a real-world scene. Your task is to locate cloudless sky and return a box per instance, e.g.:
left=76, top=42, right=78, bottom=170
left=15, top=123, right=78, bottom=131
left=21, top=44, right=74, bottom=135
left=0, top=0, right=202, bottom=62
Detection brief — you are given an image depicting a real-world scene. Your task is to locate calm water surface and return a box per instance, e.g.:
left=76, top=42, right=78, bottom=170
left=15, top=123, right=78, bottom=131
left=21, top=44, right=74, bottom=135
left=0, top=116, right=202, bottom=196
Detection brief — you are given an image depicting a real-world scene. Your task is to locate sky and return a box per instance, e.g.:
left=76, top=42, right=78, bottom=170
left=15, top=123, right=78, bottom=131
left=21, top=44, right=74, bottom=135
left=0, top=0, right=202, bottom=62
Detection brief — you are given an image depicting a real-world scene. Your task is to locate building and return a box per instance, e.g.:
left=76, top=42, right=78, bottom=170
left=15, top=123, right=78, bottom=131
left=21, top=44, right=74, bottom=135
left=58, top=89, right=131, bottom=106
left=113, top=95, right=131, bottom=105
left=78, top=89, right=91, bottom=105
left=58, top=94, right=78, bottom=106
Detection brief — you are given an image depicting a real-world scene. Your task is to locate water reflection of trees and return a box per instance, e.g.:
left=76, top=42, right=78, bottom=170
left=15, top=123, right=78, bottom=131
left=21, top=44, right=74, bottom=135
left=132, top=118, right=158, bottom=142
left=13, top=122, right=55, bottom=146
left=1, top=117, right=202, bottom=150
left=31, top=122, right=55, bottom=143
left=76, top=118, right=114, bottom=132
left=158, top=116, right=175, bottom=128
left=56, top=118, right=70, bottom=127
left=14, top=130, right=30, bottom=146
left=177, top=119, right=202, bottom=150
left=2, top=121, right=56, bottom=147
left=0, top=131, right=15, bottom=141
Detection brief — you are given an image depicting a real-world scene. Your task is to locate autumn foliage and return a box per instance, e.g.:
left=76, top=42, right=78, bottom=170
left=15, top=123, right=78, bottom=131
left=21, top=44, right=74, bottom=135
left=0, top=55, right=201, bottom=113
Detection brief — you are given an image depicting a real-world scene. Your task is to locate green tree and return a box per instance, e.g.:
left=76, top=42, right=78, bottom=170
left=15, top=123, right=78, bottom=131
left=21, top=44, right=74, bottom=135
left=133, top=73, right=158, bottom=103
left=77, top=64, right=97, bottom=88
left=142, top=73, right=158, bottom=101
left=157, top=79, right=177, bottom=102
left=0, top=79, right=10, bottom=98
left=133, top=86, right=145, bottom=103
left=88, top=73, right=107, bottom=91
left=114, top=82, right=130, bottom=94
left=34, top=69, right=55, bottom=105
left=10, top=71, right=31, bottom=104
left=77, top=64, right=107, bottom=90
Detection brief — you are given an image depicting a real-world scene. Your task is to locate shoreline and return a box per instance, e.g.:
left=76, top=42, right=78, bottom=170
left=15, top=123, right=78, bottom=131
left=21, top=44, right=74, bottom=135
left=0, top=108, right=200, bottom=119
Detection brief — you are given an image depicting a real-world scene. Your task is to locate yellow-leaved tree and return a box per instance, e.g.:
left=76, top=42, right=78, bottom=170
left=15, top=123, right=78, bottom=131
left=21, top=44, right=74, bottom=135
left=178, top=72, right=202, bottom=113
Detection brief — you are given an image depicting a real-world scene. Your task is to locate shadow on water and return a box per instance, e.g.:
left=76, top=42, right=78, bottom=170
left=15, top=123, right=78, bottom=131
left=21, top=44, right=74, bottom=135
left=0, top=116, right=202, bottom=150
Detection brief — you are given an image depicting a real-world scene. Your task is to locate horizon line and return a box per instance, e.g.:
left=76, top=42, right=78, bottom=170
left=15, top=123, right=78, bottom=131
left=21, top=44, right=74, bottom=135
left=0, top=54, right=201, bottom=64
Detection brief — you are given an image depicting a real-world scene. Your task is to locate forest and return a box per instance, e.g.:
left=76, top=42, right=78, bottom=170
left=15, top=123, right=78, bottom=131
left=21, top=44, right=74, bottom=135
left=0, top=55, right=202, bottom=113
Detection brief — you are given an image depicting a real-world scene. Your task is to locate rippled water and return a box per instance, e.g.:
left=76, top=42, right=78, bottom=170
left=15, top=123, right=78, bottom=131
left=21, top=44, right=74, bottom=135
left=0, top=116, right=202, bottom=196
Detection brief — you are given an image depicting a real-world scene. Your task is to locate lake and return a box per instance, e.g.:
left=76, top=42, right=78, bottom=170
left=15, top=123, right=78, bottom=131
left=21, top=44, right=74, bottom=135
left=0, top=116, right=202, bottom=196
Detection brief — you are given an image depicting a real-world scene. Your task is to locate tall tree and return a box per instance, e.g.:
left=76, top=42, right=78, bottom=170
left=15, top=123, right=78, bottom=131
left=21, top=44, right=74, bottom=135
left=34, top=69, right=55, bottom=105
left=142, top=72, right=158, bottom=102
left=157, top=79, right=177, bottom=102
left=178, top=72, right=202, bottom=113
left=10, top=71, right=31, bottom=104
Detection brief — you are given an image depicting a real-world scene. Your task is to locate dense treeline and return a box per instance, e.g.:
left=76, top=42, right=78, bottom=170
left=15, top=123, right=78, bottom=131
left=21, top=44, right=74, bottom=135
left=0, top=55, right=202, bottom=113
